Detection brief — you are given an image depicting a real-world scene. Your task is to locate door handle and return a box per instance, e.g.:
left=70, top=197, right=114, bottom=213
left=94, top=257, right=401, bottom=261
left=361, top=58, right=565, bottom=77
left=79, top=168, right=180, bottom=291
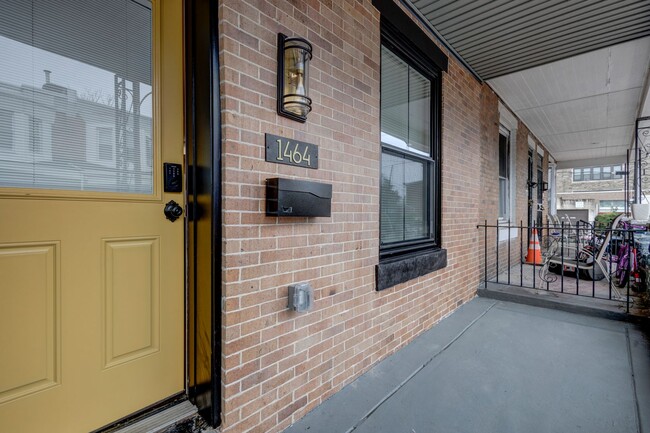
left=164, top=200, right=183, bottom=222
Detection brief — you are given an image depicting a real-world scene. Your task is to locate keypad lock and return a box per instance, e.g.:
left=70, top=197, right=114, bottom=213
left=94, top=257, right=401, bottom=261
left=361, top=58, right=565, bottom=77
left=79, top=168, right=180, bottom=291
left=164, top=200, right=183, bottom=222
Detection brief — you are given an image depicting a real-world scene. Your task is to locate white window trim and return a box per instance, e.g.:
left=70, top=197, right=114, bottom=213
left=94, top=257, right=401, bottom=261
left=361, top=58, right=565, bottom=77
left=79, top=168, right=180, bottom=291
left=498, top=102, right=517, bottom=240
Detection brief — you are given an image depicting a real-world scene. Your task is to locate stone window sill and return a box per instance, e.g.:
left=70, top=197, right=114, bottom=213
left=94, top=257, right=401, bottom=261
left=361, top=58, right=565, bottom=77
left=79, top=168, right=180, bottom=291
left=376, top=248, right=447, bottom=291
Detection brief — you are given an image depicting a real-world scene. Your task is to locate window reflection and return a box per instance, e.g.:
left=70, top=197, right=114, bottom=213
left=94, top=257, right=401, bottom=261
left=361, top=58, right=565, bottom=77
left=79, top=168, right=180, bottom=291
left=0, top=0, right=153, bottom=194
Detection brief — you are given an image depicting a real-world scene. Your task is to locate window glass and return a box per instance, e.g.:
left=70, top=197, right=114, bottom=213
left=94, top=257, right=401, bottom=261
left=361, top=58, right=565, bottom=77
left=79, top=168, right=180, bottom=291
left=498, top=132, right=509, bottom=219
left=408, top=68, right=431, bottom=156
left=381, top=47, right=409, bottom=151
left=381, top=152, right=405, bottom=244
left=381, top=46, right=431, bottom=157
left=599, top=200, right=625, bottom=211
left=0, top=0, right=153, bottom=193
left=602, top=166, right=611, bottom=179
left=592, top=166, right=601, bottom=180
left=573, top=168, right=582, bottom=181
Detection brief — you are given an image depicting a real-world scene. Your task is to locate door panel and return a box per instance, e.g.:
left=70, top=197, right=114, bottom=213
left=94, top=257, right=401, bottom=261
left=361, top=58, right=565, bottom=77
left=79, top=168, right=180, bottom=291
left=0, top=1, right=184, bottom=431
left=0, top=242, right=59, bottom=404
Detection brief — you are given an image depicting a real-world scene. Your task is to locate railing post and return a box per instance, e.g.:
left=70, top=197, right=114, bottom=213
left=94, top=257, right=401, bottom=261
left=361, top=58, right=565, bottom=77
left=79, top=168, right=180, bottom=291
left=532, top=220, right=536, bottom=290
left=506, top=220, right=510, bottom=285
left=560, top=221, right=564, bottom=293
left=496, top=219, right=500, bottom=283
left=575, top=222, right=579, bottom=294
left=484, top=220, right=487, bottom=289
left=592, top=224, right=596, bottom=298
left=545, top=219, right=549, bottom=291
left=520, top=221, right=523, bottom=287
left=608, top=229, right=613, bottom=300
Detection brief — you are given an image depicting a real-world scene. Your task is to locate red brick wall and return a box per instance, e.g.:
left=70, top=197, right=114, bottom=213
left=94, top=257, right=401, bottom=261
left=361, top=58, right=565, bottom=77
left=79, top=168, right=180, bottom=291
left=218, top=1, right=543, bottom=432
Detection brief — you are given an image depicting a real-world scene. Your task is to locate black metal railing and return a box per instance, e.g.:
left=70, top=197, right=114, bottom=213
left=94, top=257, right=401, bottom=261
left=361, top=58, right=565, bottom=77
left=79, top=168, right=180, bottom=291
left=477, top=220, right=650, bottom=313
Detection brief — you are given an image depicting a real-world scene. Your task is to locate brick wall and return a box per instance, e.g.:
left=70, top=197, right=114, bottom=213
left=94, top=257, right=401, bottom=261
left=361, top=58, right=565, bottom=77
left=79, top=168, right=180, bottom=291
left=218, top=1, right=546, bottom=432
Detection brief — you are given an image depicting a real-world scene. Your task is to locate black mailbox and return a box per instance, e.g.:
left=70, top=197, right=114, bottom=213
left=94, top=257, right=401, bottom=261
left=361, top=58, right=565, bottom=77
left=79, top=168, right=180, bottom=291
left=266, top=178, right=332, bottom=217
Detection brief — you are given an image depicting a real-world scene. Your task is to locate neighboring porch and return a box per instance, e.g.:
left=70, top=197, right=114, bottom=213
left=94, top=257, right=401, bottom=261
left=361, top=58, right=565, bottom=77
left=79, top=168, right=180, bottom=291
left=282, top=297, right=650, bottom=433
left=479, top=219, right=650, bottom=318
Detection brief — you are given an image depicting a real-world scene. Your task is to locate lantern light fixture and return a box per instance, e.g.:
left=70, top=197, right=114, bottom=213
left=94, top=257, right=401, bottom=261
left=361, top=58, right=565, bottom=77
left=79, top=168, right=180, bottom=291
left=277, top=33, right=312, bottom=122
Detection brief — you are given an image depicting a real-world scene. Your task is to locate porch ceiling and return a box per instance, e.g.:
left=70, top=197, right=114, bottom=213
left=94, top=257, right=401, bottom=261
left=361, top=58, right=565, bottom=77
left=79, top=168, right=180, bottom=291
left=406, top=0, right=650, bottom=167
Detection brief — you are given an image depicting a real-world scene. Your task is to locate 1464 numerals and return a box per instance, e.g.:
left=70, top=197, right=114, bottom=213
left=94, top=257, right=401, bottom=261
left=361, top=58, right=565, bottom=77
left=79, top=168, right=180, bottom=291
left=265, top=133, right=318, bottom=169
left=276, top=139, right=312, bottom=166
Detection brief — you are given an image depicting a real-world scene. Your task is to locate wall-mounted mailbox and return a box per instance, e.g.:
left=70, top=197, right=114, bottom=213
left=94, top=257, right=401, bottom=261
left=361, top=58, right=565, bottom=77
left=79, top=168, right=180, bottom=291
left=266, top=178, right=332, bottom=217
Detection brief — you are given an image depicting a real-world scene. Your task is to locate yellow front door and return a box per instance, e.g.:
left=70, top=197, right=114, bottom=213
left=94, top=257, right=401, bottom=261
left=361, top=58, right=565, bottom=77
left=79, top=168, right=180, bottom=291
left=0, top=1, right=184, bottom=431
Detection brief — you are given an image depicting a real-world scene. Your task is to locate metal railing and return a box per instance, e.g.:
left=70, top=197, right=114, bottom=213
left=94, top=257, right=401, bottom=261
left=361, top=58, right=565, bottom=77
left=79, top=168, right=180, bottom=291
left=477, top=220, right=650, bottom=313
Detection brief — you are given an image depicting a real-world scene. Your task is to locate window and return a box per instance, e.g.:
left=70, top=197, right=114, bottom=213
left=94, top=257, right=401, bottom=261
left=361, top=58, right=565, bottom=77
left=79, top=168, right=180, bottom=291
left=380, top=25, right=441, bottom=259
left=498, top=104, right=517, bottom=229
left=97, top=127, right=114, bottom=161
left=498, top=131, right=510, bottom=219
left=573, top=165, right=623, bottom=182
left=599, top=200, right=625, bottom=212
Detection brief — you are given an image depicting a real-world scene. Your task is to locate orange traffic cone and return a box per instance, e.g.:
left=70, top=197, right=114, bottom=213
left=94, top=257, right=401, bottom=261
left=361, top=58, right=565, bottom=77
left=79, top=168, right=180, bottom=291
left=525, top=229, right=543, bottom=264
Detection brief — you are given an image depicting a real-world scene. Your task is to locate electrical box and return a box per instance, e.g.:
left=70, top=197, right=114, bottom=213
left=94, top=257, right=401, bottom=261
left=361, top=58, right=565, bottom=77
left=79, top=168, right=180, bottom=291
left=288, top=283, right=313, bottom=313
left=266, top=178, right=332, bottom=217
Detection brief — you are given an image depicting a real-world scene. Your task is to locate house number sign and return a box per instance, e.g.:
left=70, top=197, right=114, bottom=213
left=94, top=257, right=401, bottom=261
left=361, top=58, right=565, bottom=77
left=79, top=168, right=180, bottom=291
left=265, top=133, right=318, bottom=169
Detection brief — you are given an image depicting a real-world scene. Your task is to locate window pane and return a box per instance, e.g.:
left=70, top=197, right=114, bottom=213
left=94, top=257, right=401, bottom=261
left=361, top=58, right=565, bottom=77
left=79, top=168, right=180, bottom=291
left=583, top=169, right=591, bottom=181
left=0, top=0, right=153, bottom=194
left=408, top=68, right=430, bottom=155
left=380, top=45, right=431, bottom=158
left=404, top=158, right=427, bottom=240
left=381, top=152, right=428, bottom=244
left=592, top=167, right=601, bottom=180
left=381, top=47, right=408, bottom=148
left=498, top=133, right=508, bottom=178
left=499, top=178, right=508, bottom=218
left=573, top=169, right=581, bottom=181
left=602, top=166, right=611, bottom=179
left=381, top=152, right=405, bottom=244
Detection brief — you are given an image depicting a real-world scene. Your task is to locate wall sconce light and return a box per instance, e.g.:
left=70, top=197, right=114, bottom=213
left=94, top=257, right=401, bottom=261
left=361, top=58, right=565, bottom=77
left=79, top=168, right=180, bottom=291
left=277, top=33, right=312, bottom=122
left=542, top=181, right=549, bottom=192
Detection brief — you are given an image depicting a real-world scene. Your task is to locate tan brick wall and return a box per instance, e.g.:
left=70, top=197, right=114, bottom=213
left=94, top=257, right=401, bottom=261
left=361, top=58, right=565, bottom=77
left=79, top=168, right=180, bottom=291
left=218, top=1, right=546, bottom=432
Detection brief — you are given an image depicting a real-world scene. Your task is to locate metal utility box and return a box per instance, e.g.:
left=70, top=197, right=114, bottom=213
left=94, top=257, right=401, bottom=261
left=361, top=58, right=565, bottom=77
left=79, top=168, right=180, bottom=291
left=287, top=283, right=313, bottom=312
left=266, top=178, right=332, bottom=217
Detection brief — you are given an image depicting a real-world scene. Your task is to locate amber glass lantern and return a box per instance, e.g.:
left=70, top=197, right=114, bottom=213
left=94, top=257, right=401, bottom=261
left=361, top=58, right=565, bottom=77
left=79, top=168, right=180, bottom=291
left=277, top=33, right=312, bottom=122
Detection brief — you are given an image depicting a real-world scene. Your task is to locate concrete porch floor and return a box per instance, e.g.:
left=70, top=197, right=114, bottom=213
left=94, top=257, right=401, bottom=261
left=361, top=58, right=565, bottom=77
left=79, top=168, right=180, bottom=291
left=283, top=297, right=650, bottom=433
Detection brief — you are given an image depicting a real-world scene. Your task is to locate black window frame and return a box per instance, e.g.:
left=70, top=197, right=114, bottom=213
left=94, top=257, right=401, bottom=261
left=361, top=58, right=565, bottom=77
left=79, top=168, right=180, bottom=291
left=379, top=20, right=442, bottom=261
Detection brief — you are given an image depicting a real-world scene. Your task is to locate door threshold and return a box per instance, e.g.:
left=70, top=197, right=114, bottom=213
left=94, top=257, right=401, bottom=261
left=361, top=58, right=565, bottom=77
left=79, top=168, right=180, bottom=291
left=97, top=397, right=217, bottom=433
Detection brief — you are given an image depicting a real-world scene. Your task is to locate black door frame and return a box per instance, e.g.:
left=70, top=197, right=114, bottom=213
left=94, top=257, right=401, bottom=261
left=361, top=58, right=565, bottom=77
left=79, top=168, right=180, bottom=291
left=185, top=0, right=221, bottom=427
